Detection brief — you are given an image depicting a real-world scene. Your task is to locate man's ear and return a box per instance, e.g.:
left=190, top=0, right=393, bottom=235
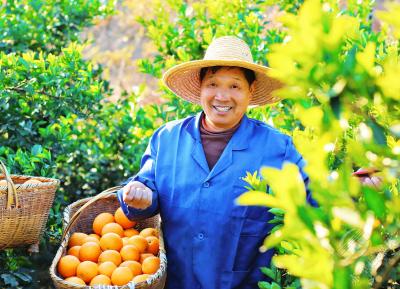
left=249, top=81, right=256, bottom=97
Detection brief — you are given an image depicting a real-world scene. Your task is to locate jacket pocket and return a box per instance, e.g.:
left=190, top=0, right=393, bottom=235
left=232, top=218, right=265, bottom=271
left=221, top=270, right=250, bottom=289
left=230, top=182, right=273, bottom=271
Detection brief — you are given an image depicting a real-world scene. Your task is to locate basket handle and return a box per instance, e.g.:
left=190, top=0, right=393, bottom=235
left=61, top=186, right=123, bottom=242
left=0, top=161, right=19, bottom=209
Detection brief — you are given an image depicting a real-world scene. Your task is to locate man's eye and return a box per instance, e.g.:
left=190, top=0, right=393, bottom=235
left=231, top=84, right=240, bottom=89
left=208, top=82, right=216, bottom=87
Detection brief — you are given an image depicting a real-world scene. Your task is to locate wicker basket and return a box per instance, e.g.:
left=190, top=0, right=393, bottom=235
left=0, top=161, right=59, bottom=250
left=49, top=187, right=167, bottom=289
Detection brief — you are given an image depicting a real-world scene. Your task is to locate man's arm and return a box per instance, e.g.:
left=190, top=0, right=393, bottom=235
left=118, top=136, right=160, bottom=220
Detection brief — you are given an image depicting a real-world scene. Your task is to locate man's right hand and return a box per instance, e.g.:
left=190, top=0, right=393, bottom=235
left=122, top=181, right=152, bottom=209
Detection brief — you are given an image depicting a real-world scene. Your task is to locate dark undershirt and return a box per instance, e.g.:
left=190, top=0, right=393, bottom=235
left=199, top=113, right=241, bottom=170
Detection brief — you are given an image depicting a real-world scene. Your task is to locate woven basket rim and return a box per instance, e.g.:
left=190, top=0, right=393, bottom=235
left=0, top=174, right=59, bottom=189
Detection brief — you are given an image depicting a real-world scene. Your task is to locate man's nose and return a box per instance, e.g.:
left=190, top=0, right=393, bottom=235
left=215, top=89, right=228, bottom=100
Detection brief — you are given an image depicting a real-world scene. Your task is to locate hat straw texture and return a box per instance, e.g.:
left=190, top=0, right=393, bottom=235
left=163, top=36, right=282, bottom=106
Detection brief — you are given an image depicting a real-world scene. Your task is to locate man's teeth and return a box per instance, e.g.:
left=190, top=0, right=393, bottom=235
left=214, top=106, right=231, bottom=112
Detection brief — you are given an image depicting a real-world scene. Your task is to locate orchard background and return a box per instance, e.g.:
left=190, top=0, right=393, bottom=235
left=0, top=0, right=399, bottom=288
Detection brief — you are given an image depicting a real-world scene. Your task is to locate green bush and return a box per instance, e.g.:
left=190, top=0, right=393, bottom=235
left=0, top=45, right=105, bottom=150
left=49, top=92, right=160, bottom=199
left=0, top=1, right=116, bottom=287
left=0, top=0, right=113, bottom=54
left=237, top=1, right=400, bottom=288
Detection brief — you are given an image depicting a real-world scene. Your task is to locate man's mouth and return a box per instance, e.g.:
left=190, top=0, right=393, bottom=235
left=213, top=105, right=232, bottom=112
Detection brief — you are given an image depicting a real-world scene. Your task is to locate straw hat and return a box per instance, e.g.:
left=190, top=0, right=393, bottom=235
left=162, top=36, right=282, bottom=106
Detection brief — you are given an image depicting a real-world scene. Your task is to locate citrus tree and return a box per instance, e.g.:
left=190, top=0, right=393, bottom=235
left=0, top=0, right=116, bottom=286
left=235, top=1, right=400, bottom=288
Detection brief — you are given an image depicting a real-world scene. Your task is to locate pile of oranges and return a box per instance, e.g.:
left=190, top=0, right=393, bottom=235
left=57, top=207, right=161, bottom=286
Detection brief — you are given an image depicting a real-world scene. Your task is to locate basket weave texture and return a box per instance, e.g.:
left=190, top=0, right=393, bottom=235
left=49, top=188, right=167, bottom=289
left=0, top=162, right=59, bottom=249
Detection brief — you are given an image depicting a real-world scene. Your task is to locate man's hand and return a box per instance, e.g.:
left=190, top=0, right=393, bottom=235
left=122, top=181, right=152, bottom=209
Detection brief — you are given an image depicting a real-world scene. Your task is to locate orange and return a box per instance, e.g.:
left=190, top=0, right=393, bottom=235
left=146, top=236, right=160, bottom=255
left=122, top=237, right=129, bottom=246
left=23, top=179, right=42, bottom=184
left=128, top=235, right=148, bottom=253
left=98, top=261, right=117, bottom=277
left=124, top=228, right=139, bottom=237
left=90, top=274, right=112, bottom=286
left=57, top=255, right=80, bottom=278
left=133, top=274, right=150, bottom=283
left=88, top=233, right=101, bottom=240
left=82, top=236, right=100, bottom=245
left=76, top=260, right=98, bottom=283
left=120, top=245, right=140, bottom=262
left=68, top=232, right=88, bottom=248
left=79, top=241, right=101, bottom=262
left=98, top=250, right=122, bottom=266
left=111, top=266, right=133, bottom=286
left=67, top=246, right=81, bottom=259
left=142, top=256, right=160, bottom=274
left=120, top=260, right=142, bottom=276
left=140, top=253, right=155, bottom=263
left=140, top=228, right=159, bottom=238
left=64, top=276, right=86, bottom=285
left=93, top=212, right=114, bottom=235
left=0, top=180, right=7, bottom=186
left=115, top=207, right=137, bottom=229
left=100, top=232, right=123, bottom=251
left=101, top=222, right=124, bottom=237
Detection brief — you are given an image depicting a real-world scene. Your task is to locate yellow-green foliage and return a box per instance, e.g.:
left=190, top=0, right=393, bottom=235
left=238, top=1, right=399, bottom=288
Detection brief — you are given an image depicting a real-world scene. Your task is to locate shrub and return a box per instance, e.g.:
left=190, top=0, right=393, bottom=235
left=0, top=0, right=113, bottom=54
left=237, top=1, right=400, bottom=288
left=0, top=1, right=115, bottom=287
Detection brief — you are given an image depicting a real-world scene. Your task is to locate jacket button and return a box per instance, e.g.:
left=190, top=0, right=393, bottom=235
left=203, top=182, right=210, bottom=188
left=198, top=233, right=204, bottom=240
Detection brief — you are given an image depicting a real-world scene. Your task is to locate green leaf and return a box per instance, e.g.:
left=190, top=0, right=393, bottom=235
left=270, top=223, right=283, bottom=232
left=260, top=267, right=277, bottom=280
left=268, top=218, right=283, bottom=224
left=297, top=206, right=315, bottom=233
left=363, top=186, right=386, bottom=219
left=370, top=231, right=384, bottom=246
left=271, top=282, right=281, bottom=289
left=258, top=281, right=271, bottom=289
left=333, top=267, right=351, bottom=289
left=343, top=46, right=357, bottom=75
left=329, top=95, right=341, bottom=119
left=268, top=208, right=285, bottom=215
left=31, top=144, right=42, bottom=156
left=366, top=119, right=387, bottom=145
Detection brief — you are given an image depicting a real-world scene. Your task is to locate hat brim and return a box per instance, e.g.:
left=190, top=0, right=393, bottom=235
left=162, top=59, right=283, bottom=106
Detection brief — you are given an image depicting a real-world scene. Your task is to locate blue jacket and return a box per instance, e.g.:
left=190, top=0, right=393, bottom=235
left=118, top=112, right=312, bottom=289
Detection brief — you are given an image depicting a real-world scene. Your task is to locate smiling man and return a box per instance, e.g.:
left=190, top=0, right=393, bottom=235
left=118, top=36, right=314, bottom=289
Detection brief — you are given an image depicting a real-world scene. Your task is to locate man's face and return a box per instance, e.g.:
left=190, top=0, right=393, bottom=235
left=200, top=67, right=255, bottom=131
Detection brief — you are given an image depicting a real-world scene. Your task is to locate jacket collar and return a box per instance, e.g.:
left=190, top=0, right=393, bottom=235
left=186, top=111, right=252, bottom=178
left=185, top=111, right=250, bottom=151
